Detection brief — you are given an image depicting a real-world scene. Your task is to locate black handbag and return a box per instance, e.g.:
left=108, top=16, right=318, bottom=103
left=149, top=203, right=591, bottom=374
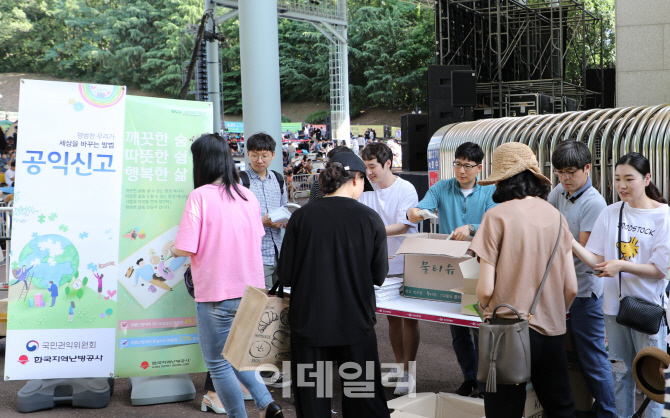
left=184, top=266, right=195, bottom=299
left=477, top=216, right=563, bottom=392
left=614, top=202, right=666, bottom=335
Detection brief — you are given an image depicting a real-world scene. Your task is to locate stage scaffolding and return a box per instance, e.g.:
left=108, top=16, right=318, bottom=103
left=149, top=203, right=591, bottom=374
left=435, top=0, right=605, bottom=115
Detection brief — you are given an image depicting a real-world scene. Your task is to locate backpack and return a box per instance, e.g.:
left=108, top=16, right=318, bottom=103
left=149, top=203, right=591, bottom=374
left=239, top=170, right=284, bottom=196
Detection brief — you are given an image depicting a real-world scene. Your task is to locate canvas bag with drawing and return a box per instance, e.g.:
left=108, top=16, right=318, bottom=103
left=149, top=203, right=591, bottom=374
left=222, top=283, right=290, bottom=372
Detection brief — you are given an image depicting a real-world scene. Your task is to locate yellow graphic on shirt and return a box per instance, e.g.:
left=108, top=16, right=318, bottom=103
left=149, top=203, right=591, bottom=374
left=617, top=237, right=639, bottom=261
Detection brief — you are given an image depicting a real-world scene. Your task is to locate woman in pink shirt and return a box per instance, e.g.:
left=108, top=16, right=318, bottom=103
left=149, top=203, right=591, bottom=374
left=172, top=134, right=283, bottom=418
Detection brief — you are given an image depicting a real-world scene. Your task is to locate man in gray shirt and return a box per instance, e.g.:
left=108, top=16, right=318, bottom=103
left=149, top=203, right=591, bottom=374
left=548, top=140, right=614, bottom=418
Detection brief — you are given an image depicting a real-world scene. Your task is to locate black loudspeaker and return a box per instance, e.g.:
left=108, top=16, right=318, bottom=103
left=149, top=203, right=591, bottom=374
left=427, top=65, right=475, bottom=138
left=563, top=97, right=578, bottom=112
left=325, top=115, right=331, bottom=139
left=428, top=100, right=473, bottom=138
left=451, top=70, right=477, bottom=107
left=585, top=68, right=615, bottom=109
left=401, top=114, right=430, bottom=172
left=427, top=65, right=471, bottom=101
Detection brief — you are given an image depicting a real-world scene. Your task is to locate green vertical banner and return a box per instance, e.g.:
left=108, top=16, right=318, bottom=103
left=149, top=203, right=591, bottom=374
left=114, top=96, right=212, bottom=377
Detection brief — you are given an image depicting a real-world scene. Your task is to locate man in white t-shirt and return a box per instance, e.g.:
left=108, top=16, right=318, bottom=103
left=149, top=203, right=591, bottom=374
left=359, top=142, right=419, bottom=395
left=5, top=160, right=15, bottom=187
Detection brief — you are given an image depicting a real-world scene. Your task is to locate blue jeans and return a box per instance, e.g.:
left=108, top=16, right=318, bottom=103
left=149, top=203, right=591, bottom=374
left=604, top=314, right=667, bottom=418
left=450, top=325, right=482, bottom=391
left=196, top=298, right=273, bottom=418
left=567, top=295, right=615, bottom=418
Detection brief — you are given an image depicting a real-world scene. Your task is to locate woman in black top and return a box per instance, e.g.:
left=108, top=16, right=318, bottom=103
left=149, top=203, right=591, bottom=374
left=278, top=153, right=390, bottom=418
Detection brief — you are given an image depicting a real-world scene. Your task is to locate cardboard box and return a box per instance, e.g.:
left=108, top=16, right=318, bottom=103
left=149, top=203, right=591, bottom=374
left=389, top=387, right=543, bottom=418
left=459, top=258, right=480, bottom=295
left=524, top=386, right=545, bottom=418
left=396, top=234, right=472, bottom=303
left=388, top=392, right=484, bottom=418
left=451, top=287, right=479, bottom=317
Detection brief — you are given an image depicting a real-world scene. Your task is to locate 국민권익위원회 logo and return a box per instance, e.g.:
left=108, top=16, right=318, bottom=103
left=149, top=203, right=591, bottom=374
left=26, top=341, right=39, bottom=352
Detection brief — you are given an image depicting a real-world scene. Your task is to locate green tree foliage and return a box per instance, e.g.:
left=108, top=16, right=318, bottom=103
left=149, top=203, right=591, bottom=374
left=219, top=19, right=243, bottom=114
left=0, top=0, right=612, bottom=112
left=0, top=3, right=33, bottom=44
left=279, top=19, right=331, bottom=102
left=0, top=0, right=202, bottom=95
left=348, top=2, right=434, bottom=109
left=76, top=288, right=84, bottom=300
left=305, top=110, right=330, bottom=124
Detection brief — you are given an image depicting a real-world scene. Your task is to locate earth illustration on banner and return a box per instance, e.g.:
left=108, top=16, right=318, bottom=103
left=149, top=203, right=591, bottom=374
left=16, top=234, right=79, bottom=289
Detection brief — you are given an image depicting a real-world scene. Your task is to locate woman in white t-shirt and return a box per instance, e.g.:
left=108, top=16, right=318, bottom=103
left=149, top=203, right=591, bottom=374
left=572, top=152, right=670, bottom=418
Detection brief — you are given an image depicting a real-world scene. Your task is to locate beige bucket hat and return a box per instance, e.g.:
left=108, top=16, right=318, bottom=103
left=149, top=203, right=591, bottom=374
left=478, top=142, right=551, bottom=186
left=633, top=346, right=670, bottom=404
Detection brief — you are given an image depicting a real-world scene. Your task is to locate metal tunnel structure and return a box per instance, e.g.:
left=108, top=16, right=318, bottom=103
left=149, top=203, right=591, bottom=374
left=429, top=105, right=670, bottom=204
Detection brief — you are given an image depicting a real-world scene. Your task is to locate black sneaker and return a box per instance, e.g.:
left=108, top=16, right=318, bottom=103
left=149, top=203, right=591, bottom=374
left=454, top=379, right=477, bottom=397
left=470, top=390, right=484, bottom=399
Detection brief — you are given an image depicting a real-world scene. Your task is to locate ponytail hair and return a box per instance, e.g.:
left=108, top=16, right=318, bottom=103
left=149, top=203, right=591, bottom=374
left=319, top=161, right=358, bottom=194
left=615, top=152, right=668, bottom=204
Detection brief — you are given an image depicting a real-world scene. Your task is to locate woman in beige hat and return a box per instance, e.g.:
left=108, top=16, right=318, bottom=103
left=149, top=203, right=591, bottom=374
left=468, top=142, right=578, bottom=418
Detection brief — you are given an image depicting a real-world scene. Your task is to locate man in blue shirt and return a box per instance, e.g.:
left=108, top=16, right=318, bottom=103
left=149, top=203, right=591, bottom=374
left=548, top=141, right=613, bottom=418
left=407, top=142, right=496, bottom=397
left=48, top=281, right=58, bottom=307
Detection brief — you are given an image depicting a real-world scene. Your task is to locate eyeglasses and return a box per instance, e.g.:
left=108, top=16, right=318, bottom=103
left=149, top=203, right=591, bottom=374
left=453, top=162, right=478, bottom=171
left=249, top=154, right=272, bottom=162
left=553, top=169, right=580, bottom=179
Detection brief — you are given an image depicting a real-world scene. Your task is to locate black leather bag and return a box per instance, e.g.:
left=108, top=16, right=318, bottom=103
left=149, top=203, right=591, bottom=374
left=614, top=202, right=666, bottom=335
left=616, top=296, right=665, bottom=334
left=477, top=216, right=563, bottom=393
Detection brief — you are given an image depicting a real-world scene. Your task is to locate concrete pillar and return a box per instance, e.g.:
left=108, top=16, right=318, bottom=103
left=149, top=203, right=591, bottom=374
left=205, top=0, right=221, bottom=134
left=238, top=0, right=283, bottom=174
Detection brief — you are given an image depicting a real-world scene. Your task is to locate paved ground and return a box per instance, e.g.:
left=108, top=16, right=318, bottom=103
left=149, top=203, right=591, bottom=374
left=0, top=315, right=463, bottom=417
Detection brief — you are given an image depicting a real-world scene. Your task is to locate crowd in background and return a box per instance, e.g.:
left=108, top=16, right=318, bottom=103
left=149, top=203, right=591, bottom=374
left=0, top=124, right=17, bottom=189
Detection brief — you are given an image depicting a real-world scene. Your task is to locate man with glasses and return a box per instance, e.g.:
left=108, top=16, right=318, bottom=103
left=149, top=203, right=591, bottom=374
left=406, top=142, right=496, bottom=398
left=241, top=133, right=289, bottom=390
left=240, top=133, right=288, bottom=291
left=548, top=140, right=613, bottom=418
